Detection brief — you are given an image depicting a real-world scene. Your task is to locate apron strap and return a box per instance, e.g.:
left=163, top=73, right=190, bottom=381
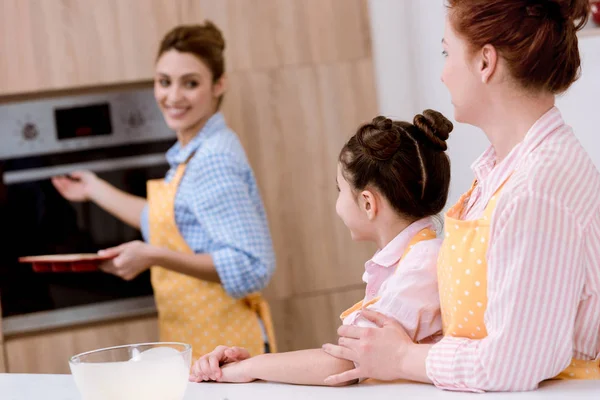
left=245, top=293, right=278, bottom=353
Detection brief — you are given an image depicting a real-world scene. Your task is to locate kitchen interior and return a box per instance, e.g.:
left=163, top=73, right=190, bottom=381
left=1, top=0, right=599, bottom=385
left=0, top=0, right=378, bottom=375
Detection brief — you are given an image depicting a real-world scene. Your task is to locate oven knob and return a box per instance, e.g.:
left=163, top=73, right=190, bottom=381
left=22, top=123, right=39, bottom=140
left=126, top=110, right=145, bottom=129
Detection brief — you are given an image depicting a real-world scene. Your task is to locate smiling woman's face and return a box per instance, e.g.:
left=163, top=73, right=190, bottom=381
left=154, top=50, right=224, bottom=137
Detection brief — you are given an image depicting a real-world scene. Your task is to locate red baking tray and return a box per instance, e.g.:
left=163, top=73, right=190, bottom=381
left=18, top=253, right=115, bottom=273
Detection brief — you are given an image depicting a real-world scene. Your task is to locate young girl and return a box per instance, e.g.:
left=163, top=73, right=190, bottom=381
left=188, top=110, right=453, bottom=386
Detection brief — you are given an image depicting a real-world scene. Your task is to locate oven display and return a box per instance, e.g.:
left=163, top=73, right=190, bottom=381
left=54, top=103, right=113, bottom=140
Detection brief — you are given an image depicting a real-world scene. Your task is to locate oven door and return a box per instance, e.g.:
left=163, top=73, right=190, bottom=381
left=0, top=140, right=173, bottom=318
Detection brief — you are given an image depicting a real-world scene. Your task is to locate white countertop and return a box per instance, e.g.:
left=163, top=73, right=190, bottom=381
left=1, top=373, right=599, bottom=399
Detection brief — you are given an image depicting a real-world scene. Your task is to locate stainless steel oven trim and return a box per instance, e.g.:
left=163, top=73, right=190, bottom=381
left=3, top=153, right=168, bottom=184
left=2, top=295, right=157, bottom=337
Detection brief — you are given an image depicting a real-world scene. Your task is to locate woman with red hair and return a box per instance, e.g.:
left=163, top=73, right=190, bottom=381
left=323, top=0, right=600, bottom=392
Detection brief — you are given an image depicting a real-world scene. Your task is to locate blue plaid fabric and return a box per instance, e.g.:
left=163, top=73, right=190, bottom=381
left=141, top=112, right=275, bottom=298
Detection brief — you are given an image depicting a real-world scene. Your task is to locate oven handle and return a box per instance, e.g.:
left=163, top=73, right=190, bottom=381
left=3, top=153, right=168, bottom=185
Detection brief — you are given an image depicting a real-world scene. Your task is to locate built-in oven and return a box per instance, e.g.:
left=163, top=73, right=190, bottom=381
left=0, top=88, right=174, bottom=320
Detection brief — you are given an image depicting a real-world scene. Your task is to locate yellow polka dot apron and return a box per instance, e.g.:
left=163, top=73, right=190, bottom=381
left=438, top=179, right=599, bottom=380
left=148, top=161, right=277, bottom=360
left=340, top=228, right=438, bottom=322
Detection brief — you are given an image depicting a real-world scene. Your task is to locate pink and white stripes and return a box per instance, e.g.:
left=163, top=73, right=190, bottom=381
left=426, top=107, right=600, bottom=391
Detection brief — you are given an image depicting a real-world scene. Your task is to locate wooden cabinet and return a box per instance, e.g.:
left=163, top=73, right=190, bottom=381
left=0, top=0, right=378, bottom=352
left=214, top=1, right=377, bottom=350
left=4, top=316, right=159, bottom=374
left=164, top=0, right=378, bottom=349
left=0, top=0, right=180, bottom=95
left=179, top=0, right=371, bottom=71
left=270, top=287, right=365, bottom=352
left=223, top=59, right=378, bottom=300
left=0, top=346, right=5, bottom=373
left=0, top=0, right=372, bottom=96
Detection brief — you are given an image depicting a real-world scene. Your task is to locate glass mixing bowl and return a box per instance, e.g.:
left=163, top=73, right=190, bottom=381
left=69, top=342, right=192, bottom=400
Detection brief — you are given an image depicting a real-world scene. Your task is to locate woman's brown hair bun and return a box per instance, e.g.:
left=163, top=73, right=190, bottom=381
left=412, top=109, right=453, bottom=152
left=447, top=0, right=590, bottom=94
left=545, top=0, right=591, bottom=30
left=157, top=20, right=226, bottom=82
left=197, top=20, right=226, bottom=52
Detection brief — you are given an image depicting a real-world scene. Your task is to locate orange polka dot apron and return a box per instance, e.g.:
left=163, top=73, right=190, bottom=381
left=148, top=161, right=277, bottom=360
left=438, top=178, right=599, bottom=380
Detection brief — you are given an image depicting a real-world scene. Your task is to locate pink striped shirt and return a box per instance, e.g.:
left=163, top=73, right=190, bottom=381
left=426, top=107, right=600, bottom=392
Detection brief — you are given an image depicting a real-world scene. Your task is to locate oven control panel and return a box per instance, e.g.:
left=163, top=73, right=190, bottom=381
left=0, top=88, right=173, bottom=159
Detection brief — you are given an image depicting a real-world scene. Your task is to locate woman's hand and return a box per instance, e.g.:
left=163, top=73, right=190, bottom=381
left=98, top=241, right=157, bottom=281
left=322, top=309, right=427, bottom=385
left=190, top=346, right=252, bottom=382
left=51, top=170, right=99, bottom=202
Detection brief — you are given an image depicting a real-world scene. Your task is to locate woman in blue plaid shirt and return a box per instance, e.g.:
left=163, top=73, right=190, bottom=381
left=52, top=21, right=277, bottom=358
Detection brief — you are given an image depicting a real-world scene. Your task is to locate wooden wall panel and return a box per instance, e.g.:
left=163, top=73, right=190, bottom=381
left=270, top=287, right=365, bottom=352
left=0, top=0, right=372, bottom=93
left=195, top=0, right=378, bottom=350
left=0, top=0, right=180, bottom=95
left=0, top=345, right=5, bottom=373
left=5, top=316, right=159, bottom=374
left=223, top=59, right=378, bottom=302
left=1, top=0, right=378, bottom=353
left=179, top=0, right=371, bottom=71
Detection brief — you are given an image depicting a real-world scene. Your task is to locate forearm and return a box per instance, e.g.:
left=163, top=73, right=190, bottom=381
left=401, top=344, right=433, bottom=384
left=151, top=247, right=221, bottom=283
left=90, top=178, right=146, bottom=229
left=240, top=349, right=357, bottom=386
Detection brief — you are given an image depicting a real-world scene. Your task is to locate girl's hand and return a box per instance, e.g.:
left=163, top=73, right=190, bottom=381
left=98, top=241, right=157, bottom=281
left=189, top=346, right=252, bottom=382
left=51, top=170, right=99, bottom=202
left=218, top=361, right=256, bottom=383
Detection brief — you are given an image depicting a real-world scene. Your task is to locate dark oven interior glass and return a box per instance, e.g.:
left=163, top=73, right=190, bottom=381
left=0, top=141, right=172, bottom=318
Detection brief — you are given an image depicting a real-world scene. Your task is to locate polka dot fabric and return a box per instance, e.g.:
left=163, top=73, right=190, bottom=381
left=148, top=164, right=267, bottom=360
left=554, top=359, right=600, bottom=380
left=439, top=179, right=599, bottom=380
left=437, top=181, right=495, bottom=340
